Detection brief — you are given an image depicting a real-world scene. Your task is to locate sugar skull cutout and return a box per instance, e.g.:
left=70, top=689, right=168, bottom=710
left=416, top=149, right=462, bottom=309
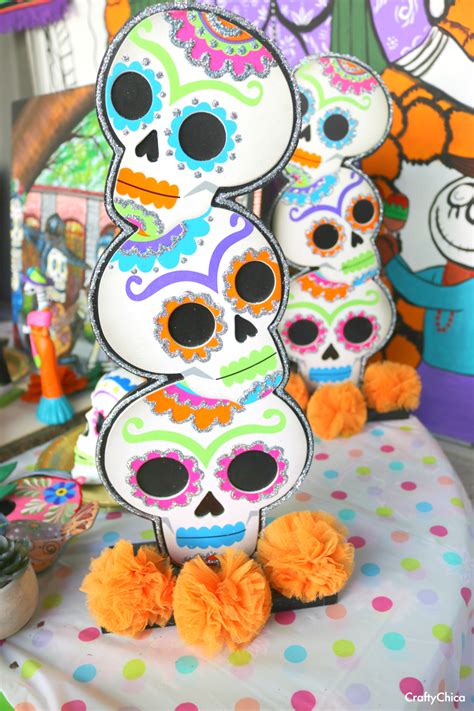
left=281, top=274, right=394, bottom=388
left=73, top=368, right=143, bottom=484
left=92, top=5, right=312, bottom=565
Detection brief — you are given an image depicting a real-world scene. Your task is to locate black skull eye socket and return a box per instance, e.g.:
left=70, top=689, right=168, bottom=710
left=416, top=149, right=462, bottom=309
left=323, top=113, right=350, bottom=142
left=235, top=261, right=275, bottom=304
left=343, top=316, right=374, bottom=344
left=136, top=457, right=189, bottom=498
left=352, top=199, right=376, bottom=225
left=299, top=91, right=309, bottom=119
left=168, top=303, right=216, bottom=347
left=95, top=413, right=105, bottom=435
left=287, top=319, right=319, bottom=346
left=227, top=451, right=278, bottom=492
left=312, top=222, right=341, bottom=250
left=178, top=112, right=227, bottom=162
left=111, top=72, right=153, bottom=121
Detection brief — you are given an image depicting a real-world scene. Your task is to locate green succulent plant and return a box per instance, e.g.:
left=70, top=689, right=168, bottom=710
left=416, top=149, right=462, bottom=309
left=0, top=535, right=30, bottom=589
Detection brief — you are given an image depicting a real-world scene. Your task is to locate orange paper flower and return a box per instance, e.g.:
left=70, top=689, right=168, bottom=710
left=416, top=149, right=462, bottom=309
left=307, top=382, right=367, bottom=440
left=81, top=540, right=175, bottom=636
left=363, top=360, right=421, bottom=413
left=257, top=511, right=354, bottom=602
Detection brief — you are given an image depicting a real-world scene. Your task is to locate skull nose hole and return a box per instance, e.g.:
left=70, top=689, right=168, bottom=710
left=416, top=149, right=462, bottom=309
left=135, top=129, right=159, bottom=162
left=234, top=314, right=257, bottom=343
left=194, top=492, right=225, bottom=518
left=322, top=343, right=339, bottom=361
left=300, top=124, right=311, bottom=142
left=351, top=231, right=364, bottom=248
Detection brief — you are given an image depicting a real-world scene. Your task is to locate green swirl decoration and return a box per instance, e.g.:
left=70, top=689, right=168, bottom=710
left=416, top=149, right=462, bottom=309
left=130, top=20, right=264, bottom=106
left=122, top=408, right=287, bottom=466
left=288, top=289, right=380, bottom=325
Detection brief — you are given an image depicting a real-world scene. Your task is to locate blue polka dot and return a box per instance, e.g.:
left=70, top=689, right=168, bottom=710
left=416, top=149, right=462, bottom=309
left=175, top=655, right=199, bottom=674
left=361, top=563, right=380, bottom=577
left=371, top=428, right=384, bottom=437
left=443, top=551, right=463, bottom=566
left=338, top=509, right=355, bottom=522
left=416, top=502, right=433, bottom=512
left=383, top=633, right=405, bottom=650
left=313, top=436, right=321, bottom=444
left=73, top=664, right=96, bottom=682
left=103, top=531, right=120, bottom=544
left=324, top=470, right=338, bottom=479
left=389, top=461, right=404, bottom=471
left=266, top=516, right=276, bottom=525
left=284, top=645, right=307, bottom=663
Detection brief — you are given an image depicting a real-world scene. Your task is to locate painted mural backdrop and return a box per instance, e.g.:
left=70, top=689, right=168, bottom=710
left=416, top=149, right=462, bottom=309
left=21, top=0, right=473, bottom=441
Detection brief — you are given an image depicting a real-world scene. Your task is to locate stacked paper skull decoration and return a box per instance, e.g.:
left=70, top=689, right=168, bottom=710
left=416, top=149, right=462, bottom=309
left=273, top=55, right=395, bottom=390
left=90, top=5, right=312, bottom=565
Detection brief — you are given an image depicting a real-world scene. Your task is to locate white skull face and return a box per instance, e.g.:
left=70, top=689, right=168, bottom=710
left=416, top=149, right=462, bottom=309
left=429, top=177, right=474, bottom=268
left=99, top=8, right=296, bottom=234
left=294, top=54, right=390, bottom=171
left=100, top=385, right=309, bottom=564
left=273, top=166, right=382, bottom=278
left=280, top=273, right=394, bottom=388
left=45, top=248, right=68, bottom=303
left=73, top=368, right=143, bottom=484
left=94, top=210, right=285, bottom=402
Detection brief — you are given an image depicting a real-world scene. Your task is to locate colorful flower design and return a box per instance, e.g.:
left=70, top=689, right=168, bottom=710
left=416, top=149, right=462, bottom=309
left=281, top=315, right=327, bottom=355
left=128, top=450, right=203, bottom=510
left=319, top=56, right=379, bottom=95
left=317, top=108, right=358, bottom=150
left=335, top=311, right=380, bottom=352
left=283, top=170, right=337, bottom=206
left=346, top=193, right=380, bottom=233
left=224, top=247, right=281, bottom=317
left=306, top=217, right=345, bottom=257
left=166, top=10, right=275, bottom=80
left=168, top=103, right=237, bottom=172
left=105, top=61, right=162, bottom=132
left=43, top=480, right=76, bottom=505
left=215, top=443, right=288, bottom=502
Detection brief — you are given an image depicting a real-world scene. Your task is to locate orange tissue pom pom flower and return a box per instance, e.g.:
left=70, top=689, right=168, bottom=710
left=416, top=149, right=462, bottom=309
left=363, top=361, right=421, bottom=413
left=307, top=382, right=367, bottom=439
left=81, top=539, right=175, bottom=636
left=173, top=549, right=271, bottom=656
left=257, top=511, right=354, bottom=602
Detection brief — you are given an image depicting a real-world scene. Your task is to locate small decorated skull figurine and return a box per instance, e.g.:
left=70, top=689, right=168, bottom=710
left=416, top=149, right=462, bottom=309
left=72, top=368, right=143, bottom=484
left=90, top=6, right=312, bottom=565
left=273, top=54, right=391, bottom=284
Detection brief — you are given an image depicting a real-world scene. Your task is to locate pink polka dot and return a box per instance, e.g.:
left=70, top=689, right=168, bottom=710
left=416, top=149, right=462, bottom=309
left=399, top=678, right=424, bottom=697
left=291, top=690, right=316, bottom=711
left=106, top=511, right=122, bottom=520
left=454, top=693, right=461, bottom=709
left=15, top=704, right=36, bottom=711
left=175, top=705, right=198, bottom=711
left=315, top=453, right=329, bottom=461
left=61, top=702, right=87, bottom=711
left=331, top=490, right=347, bottom=500
left=372, top=596, right=393, bottom=612
left=381, top=445, right=394, bottom=453
left=430, top=525, right=448, bottom=537
left=461, top=587, right=471, bottom=606
left=348, top=536, right=365, bottom=549
left=438, top=679, right=445, bottom=693
left=438, top=476, right=454, bottom=486
left=391, top=530, right=410, bottom=543
left=401, top=481, right=416, bottom=491
left=326, top=604, right=346, bottom=620
left=295, top=492, right=312, bottom=502
left=348, top=449, right=363, bottom=458
left=234, top=699, right=260, bottom=711
left=275, top=611, right=296, bottom=625
left=78, top=627, right=100, bottom=642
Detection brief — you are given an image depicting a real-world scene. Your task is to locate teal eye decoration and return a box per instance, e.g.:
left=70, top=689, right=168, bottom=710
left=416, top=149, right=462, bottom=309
left=106, top=61, right=162, bottom=132
left=168, top=102, right=237, bottom=172
left=318, top=107, right=357, bottom=150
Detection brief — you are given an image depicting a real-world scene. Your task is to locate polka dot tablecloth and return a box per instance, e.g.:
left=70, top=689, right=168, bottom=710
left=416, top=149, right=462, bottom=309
left=1, top=417, right=473, bottom=710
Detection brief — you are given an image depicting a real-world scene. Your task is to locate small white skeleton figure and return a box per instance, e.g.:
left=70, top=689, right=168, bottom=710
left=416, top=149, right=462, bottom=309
left=45, top=247, right=68, bottom=303
left=73, top=369, right=143, bottom=484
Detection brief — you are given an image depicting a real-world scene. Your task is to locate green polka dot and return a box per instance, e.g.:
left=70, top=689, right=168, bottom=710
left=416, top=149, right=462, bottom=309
left=399, top=426, right=412, bottom=431
left=432, top=624, right=452, bottom=643
left=376, top=506, right=393, bottom=518
left=401, top=557, right=420, bottom=571
left=356, top=466, right=371, bottom=476
left=332, top=640, right=355, bottom=657
left=451, top=497, right=464, bottom=508
left=123, top=659, right=146, bottom=679
left=460, top=665, right=471, bottom=679
left=42, top=593, right=62, bottom=609
left=140, top=529, right=154, bottom=540
left=228, top=649, right=252, bottom=666
left=21, top=659, right=42, bottom=679
left=422, top=456, right=436, bottom=464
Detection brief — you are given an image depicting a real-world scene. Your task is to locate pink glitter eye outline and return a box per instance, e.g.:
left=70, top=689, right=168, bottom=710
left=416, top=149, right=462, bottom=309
left=281, top=315, right=327, bottom=354
left=128, top=450, right=203, bottom=510
left=215, top=442, right=288, bottom=503
left=335, top=310, right=380, bottom=352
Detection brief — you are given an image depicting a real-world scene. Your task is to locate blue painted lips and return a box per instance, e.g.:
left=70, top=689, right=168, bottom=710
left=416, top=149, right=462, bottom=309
left=309, top=366, right=352, bottom=383
left=176, top=522, right=246, bottom=549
